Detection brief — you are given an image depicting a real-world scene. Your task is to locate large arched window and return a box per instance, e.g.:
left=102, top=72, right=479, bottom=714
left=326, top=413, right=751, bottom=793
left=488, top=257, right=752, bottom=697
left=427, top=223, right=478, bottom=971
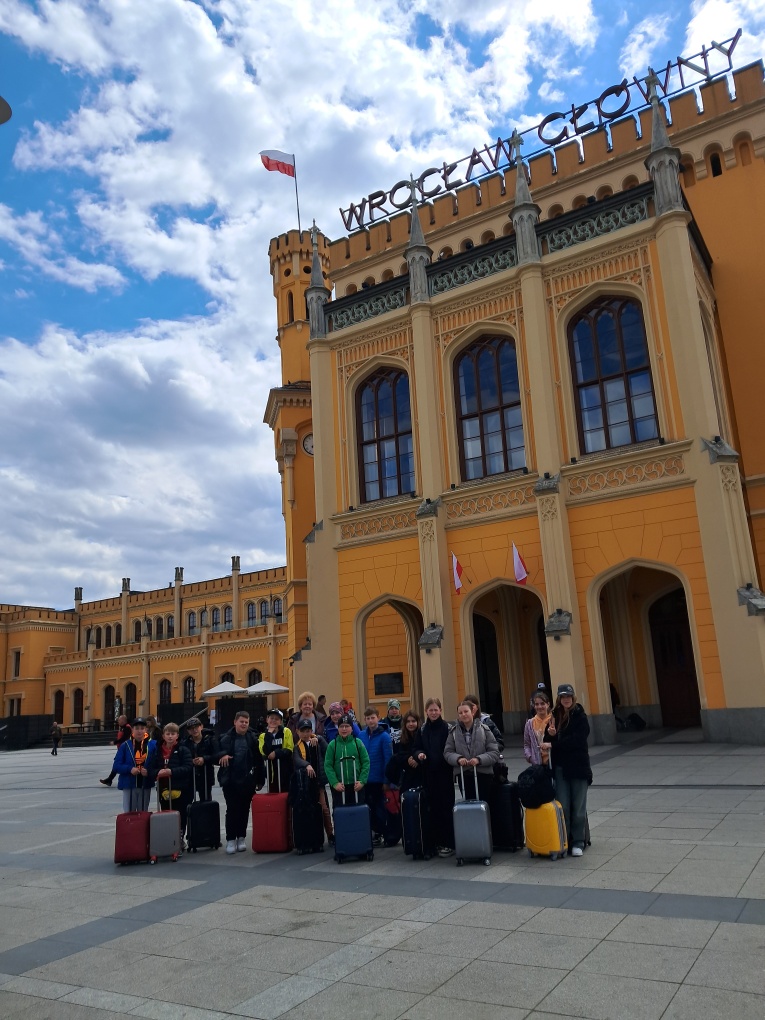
left=124, top=683, right=137, bottom=722
left=200, top=608, right=208, bottom=628
left=105, top=625, right=112, bottom=648
left=246, top=603, right=257, bottom=627
left=272, top=598, right=283, bottom=622
left=103, top=684, right=115, bottom=725
left=356, top=368, right=414, bottom=502
left=183, top=677, right=196, bottom=704
left=166, top=615, right=174, bottom=639
left=260, top=600, right=270, bottom=625
left=54, top=690, right=64, bottom=723
left=224, top=605, right=233, bottom=631
left=155, top=617, right=164, bottom=640
left=248, top=668, right=262, bottom=685
left=95, top=627, right=102, bottom=649
left=159, top=679, right=172, bottom=705
left=188, top=611, right=197, bottom=636
left=212, top=608, right=221, bottom=632
left=455, top=335, right=526, bottom=480
left=133, top=620, right=141, bottom=642
left=220, top=671, right=235, bottom=684
left=115, top=623, right=122, bottom=645
left=569, top=297, right=658, bottom=453
left=73, top=688, right=84, bottom=725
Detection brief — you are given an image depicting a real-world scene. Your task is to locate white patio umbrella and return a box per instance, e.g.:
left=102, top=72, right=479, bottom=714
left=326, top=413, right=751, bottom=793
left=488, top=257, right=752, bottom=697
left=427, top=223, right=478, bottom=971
left=246, top=680, right=290, bottom=695
left=201, top=681, right=247, bottom=697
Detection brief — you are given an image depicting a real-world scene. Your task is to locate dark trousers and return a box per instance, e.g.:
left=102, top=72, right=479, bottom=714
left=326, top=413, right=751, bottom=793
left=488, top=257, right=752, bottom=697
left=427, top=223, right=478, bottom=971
left=426, top=770, right=456, bottom=850
left=51, top=739, right=60, bottom=756
left=365, top=782, right=386, bottom=835
left=461, top=770, right=494, bottom=806
left=222, top=781, right=253, bottom=840
left=554, top=768, right=589, bottom=849
left=331, top=786, right=363, bottom=810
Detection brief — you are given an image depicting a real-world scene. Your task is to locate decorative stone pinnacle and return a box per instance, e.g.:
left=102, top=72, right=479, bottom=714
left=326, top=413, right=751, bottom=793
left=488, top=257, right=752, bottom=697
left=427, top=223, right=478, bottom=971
left=646, top=66, right=672, bottom=152
left=406, top=174, right=428, bottom=250
left=509, top=129, right=523, bottom=165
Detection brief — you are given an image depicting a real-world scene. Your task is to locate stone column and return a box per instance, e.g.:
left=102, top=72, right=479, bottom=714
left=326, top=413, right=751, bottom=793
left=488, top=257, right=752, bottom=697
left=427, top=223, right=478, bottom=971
left=121, top=578, right=130, bottom=644
left=174, top=567, right=183, bottom=637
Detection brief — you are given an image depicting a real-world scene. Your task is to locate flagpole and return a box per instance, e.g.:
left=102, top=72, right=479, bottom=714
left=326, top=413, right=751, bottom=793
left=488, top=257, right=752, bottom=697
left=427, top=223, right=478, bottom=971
left=292, top=153, right=302, bottom=235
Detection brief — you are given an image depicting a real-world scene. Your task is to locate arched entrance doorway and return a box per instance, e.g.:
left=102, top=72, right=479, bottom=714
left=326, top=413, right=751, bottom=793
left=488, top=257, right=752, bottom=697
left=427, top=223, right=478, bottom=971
left=54, top=690, right=64, bottom=723
left=103, top=685, right=115, bottom=727
left=357, top=598, right=424, bottom=715
left=649, top=588, right=701, bottom=727
left=468, top=583, right=549, bottom=733
left=598, top=565, right=701, bottom=729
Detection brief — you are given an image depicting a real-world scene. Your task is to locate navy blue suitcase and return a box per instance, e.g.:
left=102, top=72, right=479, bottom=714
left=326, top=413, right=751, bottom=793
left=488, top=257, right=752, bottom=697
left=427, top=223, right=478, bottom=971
left=401, top=787, right=432, bottom=860
left=334, top=755, right=373, bottom=863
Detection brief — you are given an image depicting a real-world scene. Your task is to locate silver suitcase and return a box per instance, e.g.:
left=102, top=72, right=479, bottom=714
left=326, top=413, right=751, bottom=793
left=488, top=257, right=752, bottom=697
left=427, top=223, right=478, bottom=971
left=150, top=783, right=182, bottom=863
left=453, top=765, right=492, bottom=867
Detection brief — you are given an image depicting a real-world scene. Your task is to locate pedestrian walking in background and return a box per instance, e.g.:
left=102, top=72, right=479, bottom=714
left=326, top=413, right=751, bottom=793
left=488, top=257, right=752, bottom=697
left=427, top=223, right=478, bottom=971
left=545, top=683, right=592, bottom=857
left=50, top=721, right=62, bottom=756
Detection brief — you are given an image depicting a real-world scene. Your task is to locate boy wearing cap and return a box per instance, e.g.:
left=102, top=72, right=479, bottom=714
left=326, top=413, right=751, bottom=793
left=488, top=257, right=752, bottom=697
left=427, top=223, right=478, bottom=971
left=258, top=708, right=294, bottom=792
left=385, top=699, right=403, bottom=744
left=182, top=717, right=219, bottom=801
left=112, top=718, right=157, bottom=812
left=544, top=684, right=592, bottom=857
left=325, top=714, right=370, bottom=809
left=293, top=718, right=333, bottom=844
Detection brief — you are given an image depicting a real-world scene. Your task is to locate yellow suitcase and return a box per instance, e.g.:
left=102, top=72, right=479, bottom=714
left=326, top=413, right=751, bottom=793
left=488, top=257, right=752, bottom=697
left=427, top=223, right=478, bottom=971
left=524, top=799, right=567, bottom=860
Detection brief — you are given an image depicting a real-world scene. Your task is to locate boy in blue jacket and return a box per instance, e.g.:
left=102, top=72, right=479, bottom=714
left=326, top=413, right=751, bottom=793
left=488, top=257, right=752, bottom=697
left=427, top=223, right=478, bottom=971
left=359, top=707, right=393, bottom=847
left=112, top=717, right=157, bottom=812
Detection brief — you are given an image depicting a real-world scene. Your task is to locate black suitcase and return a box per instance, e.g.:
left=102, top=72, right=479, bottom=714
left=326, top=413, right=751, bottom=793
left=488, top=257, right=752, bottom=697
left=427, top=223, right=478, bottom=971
left=289, top=770, right=324, bottom=855
left=490, top=780, right=524, bottom=851
left=186, top=772, right=221, bottom=852
left=401, top=787, right=432, bottom=859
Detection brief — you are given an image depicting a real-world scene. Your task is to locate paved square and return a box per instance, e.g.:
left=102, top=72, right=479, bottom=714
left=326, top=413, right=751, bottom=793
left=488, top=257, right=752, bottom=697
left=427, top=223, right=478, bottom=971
left=0, top=732, right=763, bottom=1018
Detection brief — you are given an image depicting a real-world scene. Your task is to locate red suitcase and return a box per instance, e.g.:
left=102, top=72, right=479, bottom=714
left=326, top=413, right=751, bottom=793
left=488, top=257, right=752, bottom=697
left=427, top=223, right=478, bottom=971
left=114, top=808, right=151, bottom=864
left=252, top=760, right=291, bottom=853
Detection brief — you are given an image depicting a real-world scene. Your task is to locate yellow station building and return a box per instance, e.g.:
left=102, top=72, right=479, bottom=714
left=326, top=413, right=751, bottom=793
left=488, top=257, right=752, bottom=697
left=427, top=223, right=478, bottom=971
left=3, top=49, right=765, bottom=744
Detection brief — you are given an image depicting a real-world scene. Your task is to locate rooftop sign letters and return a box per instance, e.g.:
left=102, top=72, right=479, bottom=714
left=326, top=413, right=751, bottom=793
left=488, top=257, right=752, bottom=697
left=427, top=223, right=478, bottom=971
left=339, top=31, right=742, bottom=232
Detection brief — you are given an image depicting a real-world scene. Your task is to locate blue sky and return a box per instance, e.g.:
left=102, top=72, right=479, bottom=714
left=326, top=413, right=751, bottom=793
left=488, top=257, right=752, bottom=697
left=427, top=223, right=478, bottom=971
left=0, top=0, right=763, bottom=608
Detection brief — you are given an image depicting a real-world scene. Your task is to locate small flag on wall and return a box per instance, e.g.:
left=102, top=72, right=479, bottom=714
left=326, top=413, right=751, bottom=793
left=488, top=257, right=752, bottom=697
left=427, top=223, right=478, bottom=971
left=259, top=149, right=296, bottom=177
left=452, top=552, right=464, bottom=594
left=513, top=543, right=528, bottom=586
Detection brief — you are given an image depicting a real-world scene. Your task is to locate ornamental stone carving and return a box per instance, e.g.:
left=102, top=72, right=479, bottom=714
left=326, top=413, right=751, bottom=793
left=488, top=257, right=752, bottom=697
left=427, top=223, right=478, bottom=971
left=340, top=510, right=417, bottom=541
left=567, top=455, right=685, bottom=498
left=444, top=484, right=535, bottom=520
left=419, top=520, right=435, bottom=541
left=539, top=195, right=651, bottom=254
left=538, top=496, right=558, bottom=522
left=720, top=464, right=739, bottom=492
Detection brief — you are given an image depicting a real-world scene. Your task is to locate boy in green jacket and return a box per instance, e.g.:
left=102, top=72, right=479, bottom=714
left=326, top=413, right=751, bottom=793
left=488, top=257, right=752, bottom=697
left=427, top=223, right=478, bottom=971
left=324, top=714, right=370, bottom=809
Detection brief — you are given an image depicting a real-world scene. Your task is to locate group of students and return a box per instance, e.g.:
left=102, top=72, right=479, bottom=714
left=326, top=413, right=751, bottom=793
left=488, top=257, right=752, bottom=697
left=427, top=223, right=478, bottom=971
left=107, top=684, right=591, bottom=860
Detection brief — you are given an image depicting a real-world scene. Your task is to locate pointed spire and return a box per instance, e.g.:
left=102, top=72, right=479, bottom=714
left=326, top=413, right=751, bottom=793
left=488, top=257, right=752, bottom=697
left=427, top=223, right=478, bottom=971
left=509, top=129, right=541, bottom=265
left=306, top=219, right=330, bottom=339
left=643, top=67, right=683, bottom=215
left=405, top=175, right=432, bottom=303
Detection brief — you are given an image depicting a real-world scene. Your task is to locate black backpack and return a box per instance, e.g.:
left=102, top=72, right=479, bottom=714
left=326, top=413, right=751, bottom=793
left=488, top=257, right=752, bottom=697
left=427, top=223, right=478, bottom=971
left=517, top=764, right=555, bottom=809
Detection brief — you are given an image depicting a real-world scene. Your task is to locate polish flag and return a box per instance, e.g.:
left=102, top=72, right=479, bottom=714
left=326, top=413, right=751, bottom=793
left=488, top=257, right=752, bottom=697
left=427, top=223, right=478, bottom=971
left=259, top=150, right=296, bottom=177
left=513, top=543, right=528, bottom=586
left=452, top=552, right=464, bottom=594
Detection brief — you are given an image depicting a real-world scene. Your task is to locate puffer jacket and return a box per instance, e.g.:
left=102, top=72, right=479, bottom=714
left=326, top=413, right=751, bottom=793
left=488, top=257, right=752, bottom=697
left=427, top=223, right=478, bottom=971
left=324, top=733, right=370, bottom=787
left=112, top=737, right=157, bottom=791
left=444, top=720, right=500, bottom=777
left=546, top=703, right=592, bottom=783
left=146, top=741, right=193, bottom=803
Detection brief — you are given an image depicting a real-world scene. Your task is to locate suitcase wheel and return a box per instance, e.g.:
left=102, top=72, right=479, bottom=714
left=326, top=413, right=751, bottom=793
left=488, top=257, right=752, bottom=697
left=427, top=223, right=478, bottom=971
left=335, top=854, right=343, bottom=864
left=191, top=848, right=197, bottom=854
left=456, top=858, right=463, bottom=867
left=366, top=851, right=374, bottom=861
left=528, top=849, right=535, bottom=858
left=150, top=858, right=157, bottom=865
left=550, top=852, right=559, bottom=861
left=483, top=858, right=491, bottom=866
left=172, top=854, right=178, bottom=862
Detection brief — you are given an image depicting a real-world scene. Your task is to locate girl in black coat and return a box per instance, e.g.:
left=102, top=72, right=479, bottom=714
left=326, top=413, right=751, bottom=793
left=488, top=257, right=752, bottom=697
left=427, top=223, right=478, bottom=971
left=413, top=698, right=455, bottom=857
left=544, top=683, right=592, bottom=856
left=385, top=711, right=424, bottom=793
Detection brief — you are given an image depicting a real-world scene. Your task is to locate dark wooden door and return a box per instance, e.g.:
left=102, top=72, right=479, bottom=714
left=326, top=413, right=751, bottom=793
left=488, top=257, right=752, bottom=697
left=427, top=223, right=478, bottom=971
left=473, top=613, right=504, bottom=730
left=649, top=588, right=701, bottom=727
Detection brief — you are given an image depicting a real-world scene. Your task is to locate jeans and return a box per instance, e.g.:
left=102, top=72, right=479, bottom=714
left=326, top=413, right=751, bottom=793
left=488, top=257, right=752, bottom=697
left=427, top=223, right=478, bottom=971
left=122, top=787, right=152, bottom=812
left=554, top=768, right=588, bottom=849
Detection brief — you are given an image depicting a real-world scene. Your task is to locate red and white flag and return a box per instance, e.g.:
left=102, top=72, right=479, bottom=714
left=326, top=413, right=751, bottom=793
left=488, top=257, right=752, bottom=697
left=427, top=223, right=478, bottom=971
left=513, top=543, right=528, bottom=586
left=259, top=149, right=295, bottom=178
left=451, top=552, right=464, bottom=594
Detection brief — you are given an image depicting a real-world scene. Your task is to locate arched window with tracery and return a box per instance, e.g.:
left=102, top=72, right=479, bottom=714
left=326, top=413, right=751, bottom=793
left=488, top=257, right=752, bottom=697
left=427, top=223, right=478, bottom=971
left=455, top=335, right=526, bottom=480
left=260, top=600, right=270, bottom=625
left=155, top=617, right=164, bottom=640
left=103, top=684, right=115, bottom=725
left=246, top=602, right=256, bottom=626
left=115, top=623, right=122, bottom=645
left=124, top=682, right=137, bottom=722
left=224, top=605, right=233, bottom=631
left=248, top=668, right=262, bottom=685
left=105, top=625, right=112, bottom=648
left=133, top=620, right=141, bottom=642
left=200, top=608, right=208, bottom=628
left=188, top=611, right=197, bottom=636
left=166, top=615, right=174, bottom=638
left=272, top=598, right=283, bottom=622
left=569, top=297, right=658, bottom=454
left=54, top=690, right=64, bottom=722
left=73, top=688, right=84, bottom=725
left=95, top=627, right=102, bottom=649
left=220, top=671, right=235, bottom=684
left=356, top=367, right=414, bottom=502
left=159, top=679, right=171, bottom=705
left=212, top=608, right=221, bottom=632
left=183, top=677, right=196, bottom=704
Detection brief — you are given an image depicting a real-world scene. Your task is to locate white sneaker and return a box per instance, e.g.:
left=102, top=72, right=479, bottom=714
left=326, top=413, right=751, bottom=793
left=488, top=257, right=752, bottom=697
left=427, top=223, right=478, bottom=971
left=572, top=846, right=583, bottom=857
left=236, top=837, right=247, bottom=852
left=226, top=839, right=237, bottom=855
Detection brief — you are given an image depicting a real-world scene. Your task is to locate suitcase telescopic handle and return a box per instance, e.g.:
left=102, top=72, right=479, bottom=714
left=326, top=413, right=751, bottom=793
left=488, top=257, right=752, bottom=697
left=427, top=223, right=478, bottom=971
left=267, top=757, right=281, bottom=794
left=338, top=754, right=358, bottom=804
left=459, top=762, right=480, bottom=802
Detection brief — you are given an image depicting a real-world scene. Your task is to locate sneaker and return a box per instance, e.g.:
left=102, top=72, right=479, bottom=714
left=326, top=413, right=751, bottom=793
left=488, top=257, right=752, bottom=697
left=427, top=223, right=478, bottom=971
left=571, top=846, right=583, bottom=857
left=236, top=837, right=247, bottom=852
left=99, top=778, right=112, bottom=786
left=437, top=846, right=455, bottom=857
left=372, top=835, right=384, bottom=848
left=226, top=839, right=237, bottom=855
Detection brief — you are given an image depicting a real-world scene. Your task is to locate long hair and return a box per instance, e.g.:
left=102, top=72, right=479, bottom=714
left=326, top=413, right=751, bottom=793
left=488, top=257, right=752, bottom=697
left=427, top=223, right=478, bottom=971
left=553, top=692, right=578, bottom=730
left=399, top=710, right=421, bottom=749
